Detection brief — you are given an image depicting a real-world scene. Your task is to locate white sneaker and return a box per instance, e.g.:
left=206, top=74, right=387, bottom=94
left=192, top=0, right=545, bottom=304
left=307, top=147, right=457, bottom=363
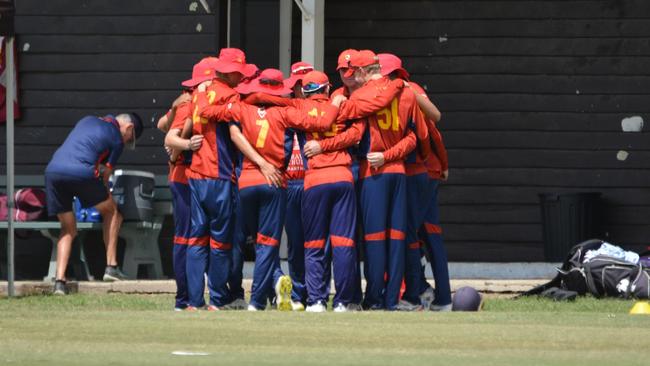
left=291, top=301, right=305, bottom=311
left=419, top=287, right=435, bottom=310
left=333, top=303, right=348, bottom=313
left=430, top=303, right=453, bottom=312
left=275, top=275, right=293, bottom=311
left=305, top=301, right=326, bottom=313
left=247, top=304, right=259, bottom=312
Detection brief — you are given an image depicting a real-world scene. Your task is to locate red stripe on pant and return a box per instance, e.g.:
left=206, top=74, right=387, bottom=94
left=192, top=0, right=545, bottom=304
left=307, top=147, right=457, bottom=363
left=210, top=238, right=232, bottom=250
left=424, top=223, right=442, bottom=234
left=305, top=239, right=326, bottom=249
left=364, top=229, right=405, bottom=241
left=187, top=236, right=209, bottom=246
left=331, top=235, right=354, bottom=247
left=174, top=236, right=190, bottom=245
left=257, top=233, right=279, bottom=246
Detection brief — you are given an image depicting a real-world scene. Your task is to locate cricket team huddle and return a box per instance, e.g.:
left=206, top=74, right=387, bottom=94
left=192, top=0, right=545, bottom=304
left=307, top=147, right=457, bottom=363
left=158, top=47, right=450, bottom=312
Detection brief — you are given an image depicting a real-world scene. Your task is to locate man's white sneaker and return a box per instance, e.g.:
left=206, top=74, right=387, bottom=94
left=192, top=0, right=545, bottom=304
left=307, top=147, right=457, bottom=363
left=291, top=301, right=305, bottom=311
left=333, top=303, right=348, bottom=313
left=305, top=302, right=326, bottom=313
left=247, top=304, right=260, bottom=312
left=430, top=303, right=453, bottom=312
left=275, top=275, right=293, bottom=311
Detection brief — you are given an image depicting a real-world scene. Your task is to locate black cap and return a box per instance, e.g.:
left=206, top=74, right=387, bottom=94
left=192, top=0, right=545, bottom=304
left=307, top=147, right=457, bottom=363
left=129, top=112, right=143, bottom=139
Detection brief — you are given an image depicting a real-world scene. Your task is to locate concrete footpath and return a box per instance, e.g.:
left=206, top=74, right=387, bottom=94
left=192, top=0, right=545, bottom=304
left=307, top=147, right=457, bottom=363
left=1, top=262, right=558, bottom=297
left=0, top=279, right=548, bottom=297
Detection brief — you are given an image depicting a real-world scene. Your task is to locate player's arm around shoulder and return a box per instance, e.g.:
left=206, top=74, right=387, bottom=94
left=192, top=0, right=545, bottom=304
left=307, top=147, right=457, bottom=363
left=282, top=99, right=340, bottom=133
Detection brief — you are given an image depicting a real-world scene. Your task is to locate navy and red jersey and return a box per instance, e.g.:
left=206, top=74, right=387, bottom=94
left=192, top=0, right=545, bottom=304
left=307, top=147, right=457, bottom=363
left=166, top=101, right=193, bottom=184
left=188, top=79, right=240, bottom=181
left=355, top=77, right=429, bottom=179
left=198, top=95, right=339, bottom=189
left=45, top=115, right=124, bottom=178
left=407, top=82, right=448, bottom=179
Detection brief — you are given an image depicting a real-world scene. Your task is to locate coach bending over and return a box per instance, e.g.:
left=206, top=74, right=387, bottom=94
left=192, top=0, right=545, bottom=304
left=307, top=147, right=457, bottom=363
left=44, top=113, right=143, bottom=295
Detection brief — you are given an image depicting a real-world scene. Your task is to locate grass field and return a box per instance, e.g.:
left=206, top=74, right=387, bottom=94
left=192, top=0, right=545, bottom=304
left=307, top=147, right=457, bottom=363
left=1, top=294, right=649, bottom=365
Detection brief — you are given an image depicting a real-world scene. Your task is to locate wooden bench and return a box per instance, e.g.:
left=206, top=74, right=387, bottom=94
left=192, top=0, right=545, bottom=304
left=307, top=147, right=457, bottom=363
left=1, top=175, right=172, bottom=280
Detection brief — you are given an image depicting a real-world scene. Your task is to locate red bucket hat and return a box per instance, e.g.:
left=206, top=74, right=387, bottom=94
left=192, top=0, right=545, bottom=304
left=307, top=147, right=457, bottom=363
left=301, top=71, right=330, bottom=94
left=284, top=61, right=315, bottom=89
left=213, top=48, right=257, bottom=78
left=337, top=49, right=358, bottom=70
left=343, top=49, right=378, bottom=78
left=181, top=57, right=219, bottom=87
left=235, top=68, right=293, bottom=96
left=378, top=53, right=410, bottom=80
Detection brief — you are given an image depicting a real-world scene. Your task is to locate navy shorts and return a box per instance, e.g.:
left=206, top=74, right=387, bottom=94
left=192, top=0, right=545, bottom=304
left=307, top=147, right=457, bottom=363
left=45, top=173, right=109, bottom=216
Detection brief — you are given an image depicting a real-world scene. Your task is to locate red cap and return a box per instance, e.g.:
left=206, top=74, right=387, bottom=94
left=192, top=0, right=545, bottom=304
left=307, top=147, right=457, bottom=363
left=181, top=57, right=219, bottom=87
left=301, top=71, right=330, bottom=93
left=337, top=49, right=358, bottom=70
left=344, top=49, right=378, bottom=78
left=212, top=48, right=257, bottom=78
left=378, top=53, right=410, bottom=80
left=285, top=61, right=314, bottom=89
left=235, top=68, right=292, bottom=96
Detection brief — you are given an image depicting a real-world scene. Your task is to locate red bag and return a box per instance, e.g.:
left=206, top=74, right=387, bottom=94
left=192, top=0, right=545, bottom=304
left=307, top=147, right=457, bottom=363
left=14, top=188, right=47, bottom=221
left=0, top=194, right=7, bottom=220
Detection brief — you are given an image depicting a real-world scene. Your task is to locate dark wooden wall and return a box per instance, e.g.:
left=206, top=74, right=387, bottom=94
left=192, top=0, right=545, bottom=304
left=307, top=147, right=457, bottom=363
left=324, top=0, right=650, bottom=260
left=2, top=0, right=649, bottom=262
left=2, top=0, right=226, bottom=175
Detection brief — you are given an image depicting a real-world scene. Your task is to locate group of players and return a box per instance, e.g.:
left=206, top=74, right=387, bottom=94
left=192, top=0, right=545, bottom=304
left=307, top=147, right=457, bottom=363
left=157, top=47, right=450, bottom=312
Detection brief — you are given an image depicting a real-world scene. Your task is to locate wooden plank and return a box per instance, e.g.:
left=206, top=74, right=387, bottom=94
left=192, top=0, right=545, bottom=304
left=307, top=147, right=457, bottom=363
left=326, top=19, right=650, bottom=38
left=325, top=0, right=650, bottom=20
left=20, top=53, right=208, bottom=72
left=445, top=241, right=543, bottom=262
left=13, top=108, right=168, bottom=128
left=412, top=75, right=650, bottom=94
left=323, top=56, right=650, bottom=76
left=440, top=205, right=540, bottom=224
left=325, top=37, right=650, bottom=57
left=435, top=112, right=643, bottom=132
left=433, top=94, right=650, bottom=113
left=19, top=34, right=218, bottom=54
left=447, top=149, right=650, bottom=169
left=20, top=91, right=183, bottom=108
left=445, top=168, right=650, bottom=188
left=442, top=131, right=650, bottom=150
left=3, top=146, right=169, bottom=165
left=9, top=127, right=166, bottom=147
left=16, top=0, right=217, bottom=15
left=16, top=15, right=216, bottom=35
left=440, top=204, right=650, bottom=226
left=21, top=72, right=189, bottom=91
left=0, top=163, right=169, bottom=176
left=439, top=186, right=650, bottom=206
left=442, top=223, right=542, bottom=242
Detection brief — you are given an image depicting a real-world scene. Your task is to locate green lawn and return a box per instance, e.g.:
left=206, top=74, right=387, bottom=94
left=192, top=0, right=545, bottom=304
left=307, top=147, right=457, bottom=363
left=1, top=294, right=649, bottom=366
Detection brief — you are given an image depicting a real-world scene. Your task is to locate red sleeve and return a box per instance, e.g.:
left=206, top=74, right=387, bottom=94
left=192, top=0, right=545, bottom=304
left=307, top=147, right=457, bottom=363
left=429, top=120, right=448, bottom=171
left=197, top=92, right=240, bottom=122
left=337, top=79, right=403, bottom=121
left=319, top=120, right=366, bottom=152
left=243, top=93, right=300, bottom=108
left=169, top=102, right=191, bottom=130
left=282, top=103, right=339, bottom=132
left=412, top=101, right=432, bottom=160
left=383, top=129, right=416, bottom=163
